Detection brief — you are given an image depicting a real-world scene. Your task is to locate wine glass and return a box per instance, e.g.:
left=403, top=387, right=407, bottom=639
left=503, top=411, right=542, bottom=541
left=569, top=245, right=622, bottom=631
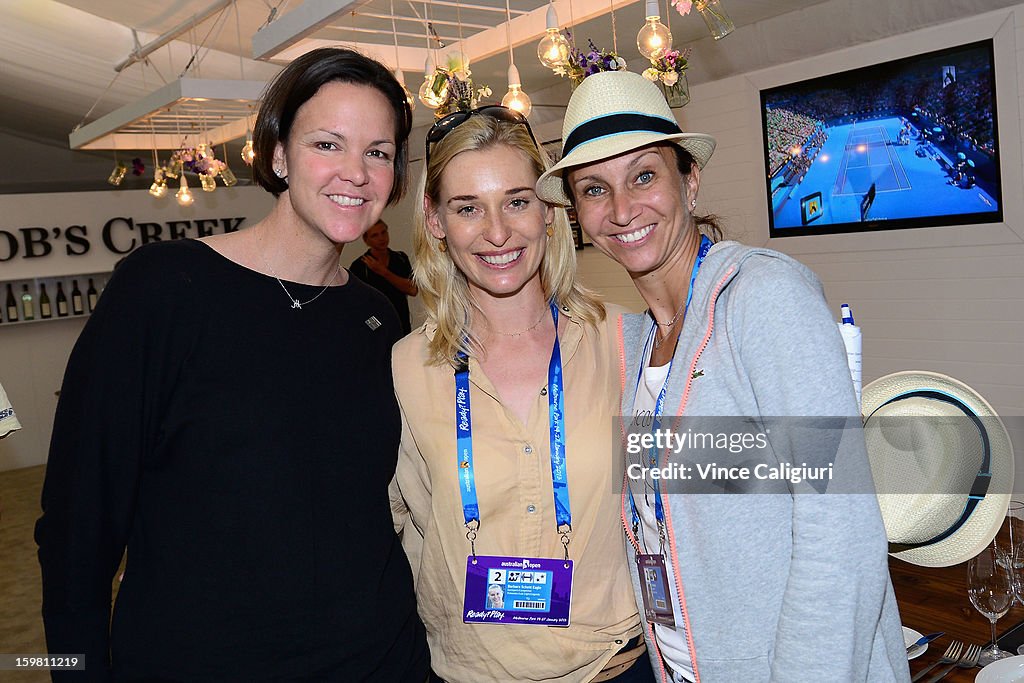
left=969, top=544, right=1015, bottom=666
left=1012, top=542, right=1024, bottom=655
left=994, top=501, right=1024, bottom=576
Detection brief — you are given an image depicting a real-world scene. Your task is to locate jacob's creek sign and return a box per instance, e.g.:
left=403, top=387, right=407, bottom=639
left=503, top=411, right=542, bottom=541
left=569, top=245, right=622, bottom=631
left=0, top=187, right=274, bottom=279
left=0, top=216, right=246, bottom=260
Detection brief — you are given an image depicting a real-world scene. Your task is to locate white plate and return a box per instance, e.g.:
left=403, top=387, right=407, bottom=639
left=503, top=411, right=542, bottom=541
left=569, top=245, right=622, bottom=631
left=903, top=626, right=927, bottom=660
left=977, top=655, right=1024, bottom=682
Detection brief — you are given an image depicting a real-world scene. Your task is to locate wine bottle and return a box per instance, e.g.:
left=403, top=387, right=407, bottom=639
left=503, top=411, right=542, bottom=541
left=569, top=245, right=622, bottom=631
left=4, top=283, right=17, bottom=322
left=39, top=283, right=52, bottom=319
left=86, top=278, right=98, bottom=312
left=21, top=284, right=34, bottom=321
left=56, top=282, right=69, bottom=317
left=71, top=280, right=84, bottom=315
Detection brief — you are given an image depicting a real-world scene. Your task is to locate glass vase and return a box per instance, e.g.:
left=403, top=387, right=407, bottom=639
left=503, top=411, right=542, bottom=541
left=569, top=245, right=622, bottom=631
left=695, top=0, right=735, bottom=40
left=659, top=74, right=690, bottom=109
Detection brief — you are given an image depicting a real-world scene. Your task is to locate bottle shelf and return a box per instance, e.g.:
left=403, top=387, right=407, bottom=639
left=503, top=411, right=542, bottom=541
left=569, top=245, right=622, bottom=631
left=2, top=273, right=109, bottom=327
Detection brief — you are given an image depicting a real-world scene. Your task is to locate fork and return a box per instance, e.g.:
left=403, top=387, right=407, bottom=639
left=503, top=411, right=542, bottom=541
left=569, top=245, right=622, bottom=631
left=910, top=640, right=962, bottom=682
left=923, top=643, right=980, bottom=683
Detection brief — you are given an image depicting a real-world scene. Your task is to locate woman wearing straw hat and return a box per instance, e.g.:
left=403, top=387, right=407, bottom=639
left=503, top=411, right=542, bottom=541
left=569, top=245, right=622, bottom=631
left=536, top=70, right=908, bottom=683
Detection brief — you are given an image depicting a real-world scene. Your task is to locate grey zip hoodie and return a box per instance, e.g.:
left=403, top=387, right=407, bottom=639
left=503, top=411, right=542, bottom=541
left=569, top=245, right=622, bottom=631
left=617, top=241, right=910, bottom=682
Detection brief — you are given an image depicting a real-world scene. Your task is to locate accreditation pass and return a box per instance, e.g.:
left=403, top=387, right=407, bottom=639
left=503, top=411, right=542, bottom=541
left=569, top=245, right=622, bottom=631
left=463, top=555, right=573, bottom=627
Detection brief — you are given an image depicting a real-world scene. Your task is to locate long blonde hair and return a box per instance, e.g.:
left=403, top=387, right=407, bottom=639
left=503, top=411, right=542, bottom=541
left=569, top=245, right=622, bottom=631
left=414, top=114, right=604, bottom=366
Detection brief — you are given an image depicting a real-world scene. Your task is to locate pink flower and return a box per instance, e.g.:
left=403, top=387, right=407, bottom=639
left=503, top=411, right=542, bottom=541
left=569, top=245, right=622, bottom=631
left=672, top=0, right=693, bottom=16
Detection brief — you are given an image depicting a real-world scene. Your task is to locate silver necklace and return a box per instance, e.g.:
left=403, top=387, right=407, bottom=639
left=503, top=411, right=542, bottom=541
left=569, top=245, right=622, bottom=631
left=652, top=296, right=687, bottom=328
left=489, top=307, right=548, bottom=337
left=258, top=238, right=340, bottom=309
left=652, top=304, right=685, bottom=350
left=652, top=322, right=677, bottom=350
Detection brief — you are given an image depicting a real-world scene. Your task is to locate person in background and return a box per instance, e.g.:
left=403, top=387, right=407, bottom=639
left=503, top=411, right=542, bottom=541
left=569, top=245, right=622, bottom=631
left=350, top=219, right=418, bottom=335
left=391, top=106, right=651, bottom=683
left=35, top=47, right=428, bottom=681
left=536, top=71, right=908, bottom=683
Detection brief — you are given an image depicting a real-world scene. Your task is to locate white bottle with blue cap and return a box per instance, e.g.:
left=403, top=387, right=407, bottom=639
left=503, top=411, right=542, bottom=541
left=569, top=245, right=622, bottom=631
left=838, top=304, right=862, bottom=404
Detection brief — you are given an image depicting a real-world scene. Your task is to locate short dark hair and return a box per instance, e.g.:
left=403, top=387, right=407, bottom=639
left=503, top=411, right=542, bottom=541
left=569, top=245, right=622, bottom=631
left=362, top=219, right=388, bottom=243
left=252, top=48, right=413, bottom=204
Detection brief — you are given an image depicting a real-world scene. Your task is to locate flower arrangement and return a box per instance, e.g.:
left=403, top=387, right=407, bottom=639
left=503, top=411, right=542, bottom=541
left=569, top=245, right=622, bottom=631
left=555, top=38, right=627, bottom=87
left=642, top=48, right=690, bottom=87
left=422, top=51, right=492, bottom=118
left=165, top=146, right=227, bottom=177
left=643, top=47, right=691, bottom=108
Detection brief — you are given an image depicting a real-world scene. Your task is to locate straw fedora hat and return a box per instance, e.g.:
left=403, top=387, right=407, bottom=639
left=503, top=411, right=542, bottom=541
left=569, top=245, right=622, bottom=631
left=536, top=70, right=717, bottom=207
left=862, top=371, right=1013, bottom=567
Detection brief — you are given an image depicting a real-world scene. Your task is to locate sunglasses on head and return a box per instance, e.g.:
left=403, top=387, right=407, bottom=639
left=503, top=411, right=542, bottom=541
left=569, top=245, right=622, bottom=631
left=424, top=105, right=540, bottom=167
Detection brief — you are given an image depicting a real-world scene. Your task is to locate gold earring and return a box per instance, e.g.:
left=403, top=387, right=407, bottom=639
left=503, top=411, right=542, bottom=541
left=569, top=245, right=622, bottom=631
left=546, top=224, right=554, bottom=237
left=438, top=238, right=447, bottom=253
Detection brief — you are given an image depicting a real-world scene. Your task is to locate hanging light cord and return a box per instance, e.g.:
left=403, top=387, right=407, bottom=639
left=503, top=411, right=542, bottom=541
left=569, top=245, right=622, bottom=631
left=609, top=0, right=618, bottom=54
left=235, top=0, right=246, bottom=80
left=505, top=0, right=514, bottom=65
left=456, top=0, right=466, bottom=64
left=390, top=0, right=401, bottom=67
left=72, top=71, right=124, bottom=132
left=568, top=0, right=577, bottom=51
left=179, top=6, right=232, bottom=78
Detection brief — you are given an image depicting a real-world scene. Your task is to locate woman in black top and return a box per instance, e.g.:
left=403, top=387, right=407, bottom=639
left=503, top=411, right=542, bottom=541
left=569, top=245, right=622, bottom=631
left=35, top=48, right=428, bottom=682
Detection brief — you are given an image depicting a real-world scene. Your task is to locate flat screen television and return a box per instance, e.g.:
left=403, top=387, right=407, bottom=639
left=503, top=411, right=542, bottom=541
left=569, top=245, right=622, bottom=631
left=760, top=40, right=1003, bottom=237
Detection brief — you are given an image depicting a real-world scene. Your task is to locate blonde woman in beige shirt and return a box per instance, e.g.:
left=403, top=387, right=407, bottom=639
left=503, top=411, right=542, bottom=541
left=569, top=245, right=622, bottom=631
left=390, top=108, right=649, bottom=682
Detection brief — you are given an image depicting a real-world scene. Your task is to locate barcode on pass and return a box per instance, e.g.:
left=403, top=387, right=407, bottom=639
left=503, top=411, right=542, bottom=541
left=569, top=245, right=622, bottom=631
left=513, top=600, right=546, bottom=610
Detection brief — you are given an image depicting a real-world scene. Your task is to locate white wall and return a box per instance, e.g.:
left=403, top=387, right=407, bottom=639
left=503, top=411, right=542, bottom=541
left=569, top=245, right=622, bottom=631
left=0, top=187, right=275, bottom=470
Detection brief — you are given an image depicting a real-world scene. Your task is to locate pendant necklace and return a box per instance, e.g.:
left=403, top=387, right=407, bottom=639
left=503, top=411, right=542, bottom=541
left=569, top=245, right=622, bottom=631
left=259, top=232, right=340, bottom=309
left=652, top=298, right=686, bottom=350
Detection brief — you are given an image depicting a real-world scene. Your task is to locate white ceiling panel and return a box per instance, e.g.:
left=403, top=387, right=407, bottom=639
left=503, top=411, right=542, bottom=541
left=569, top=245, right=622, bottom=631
left=0, top=0, right=1015, bottom=156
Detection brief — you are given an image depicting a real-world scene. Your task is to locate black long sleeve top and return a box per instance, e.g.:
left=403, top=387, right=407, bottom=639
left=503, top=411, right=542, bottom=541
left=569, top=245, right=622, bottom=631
left=348, top=248, right=414, bottom=336
left=35, top=239, right=428, bottom=682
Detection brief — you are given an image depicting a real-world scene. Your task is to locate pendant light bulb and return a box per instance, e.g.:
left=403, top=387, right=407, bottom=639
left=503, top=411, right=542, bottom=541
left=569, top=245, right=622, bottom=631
left=241, top=138, right=255, bottom=165
left=418, top=56, right=448, bottom=109
left=637, top=0, right=672, bottom=59
left=176, top=174, right=194, bottom=207
left=501, top=64, right=532, bottom=117
left=537, top=4, right=569, bottom=69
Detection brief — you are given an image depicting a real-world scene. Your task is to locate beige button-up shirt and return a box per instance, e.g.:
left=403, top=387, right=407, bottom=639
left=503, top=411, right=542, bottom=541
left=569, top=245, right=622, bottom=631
left=391, top=307, right=641, bottom=683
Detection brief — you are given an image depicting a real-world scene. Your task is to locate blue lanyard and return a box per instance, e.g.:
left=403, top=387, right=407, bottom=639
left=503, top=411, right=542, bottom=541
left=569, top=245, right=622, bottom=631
left=628, top=235, right=712, bottom=535
left=455, top=303, right=571, bottom=540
